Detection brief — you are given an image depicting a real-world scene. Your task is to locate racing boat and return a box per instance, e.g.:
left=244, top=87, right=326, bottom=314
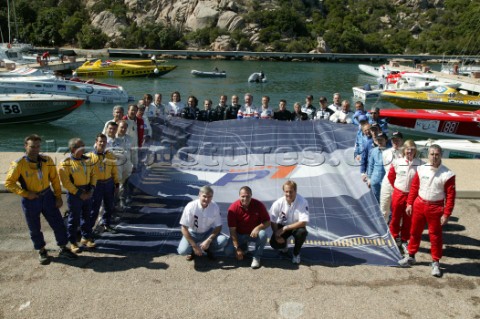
left=415, top=139, right=480, bottom=159
left=75, top=59, right=176, bottom=78
left=0, top=93, right=84, bottom=125
left=0, top=75, right=131, bottom=104
left=191, top=69, right=226, bottom=78
left=379, top=108, right=480, bottom=139
left=380, top=86, right=480, bottom=111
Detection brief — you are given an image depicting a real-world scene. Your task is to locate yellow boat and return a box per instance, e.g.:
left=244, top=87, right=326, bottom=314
left=381, top=86, right=480, bottom=111
left=74, top=59, right=176, bottom=78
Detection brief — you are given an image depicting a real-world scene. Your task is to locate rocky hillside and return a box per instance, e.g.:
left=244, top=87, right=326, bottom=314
left=1, top=0, right=479, bottom=54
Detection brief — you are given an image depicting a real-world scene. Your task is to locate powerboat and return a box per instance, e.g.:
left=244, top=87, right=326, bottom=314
left=0, top=75, right=131, bottom=104
left=75, top=59, right=177, bottom=78
left=415, top=139, right=480, bottom=159
left=380, top=86, right=480, bottom=111
left=248, top=72, right=267, bottom=83
left=191, top=69, right=226, bottom=77
left=0, top=66, right=50, bottom=77
left=0, top=93, right=84, bottom=125
left=358, top=64, right=399, bottom=77
left=379, top=108, right=480, bottom=139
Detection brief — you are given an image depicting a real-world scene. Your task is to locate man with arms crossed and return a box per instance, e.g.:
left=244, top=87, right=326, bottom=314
left=225, top=186, right=271, bottom=269
left=269, top=181, right=309, bottom=264
left=177, top=186, right=228, bottom=261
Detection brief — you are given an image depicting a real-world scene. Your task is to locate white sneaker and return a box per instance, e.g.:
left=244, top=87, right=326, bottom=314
left=431, top=262, right=441, bottom=277
left=398, top=255, right=416, bottom=267
left=251, top=257, right=261, bottom=269
left=292, top=254, right=301, bottom=264
left=401, top=242, right=408, bottom=255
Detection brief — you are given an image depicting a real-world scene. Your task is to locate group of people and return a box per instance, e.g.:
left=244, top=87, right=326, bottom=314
left=352, top=109, right=456, bottom=277
left=5, top=88, right=457, bottom=277
left=138, top=91, right=358, bottom=123
left=177, top=181, right=309, bottom=269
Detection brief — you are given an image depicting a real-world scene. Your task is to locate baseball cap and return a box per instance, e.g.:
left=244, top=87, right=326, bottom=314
left=370, top=122, right=379, bottom=130
left=376, top=132, right=387, bottom=139
left=391, top=131, right=403, bottom=139
left=357, top=115, right=368, bottom=122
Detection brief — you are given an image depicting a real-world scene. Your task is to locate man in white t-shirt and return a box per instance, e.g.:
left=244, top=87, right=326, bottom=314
left=269, top=180, right=309, bottom=264
left=177, top=186, right=228, bottom=261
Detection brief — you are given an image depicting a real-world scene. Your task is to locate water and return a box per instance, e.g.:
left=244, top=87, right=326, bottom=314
left=0, top=60, right=406, bottom=152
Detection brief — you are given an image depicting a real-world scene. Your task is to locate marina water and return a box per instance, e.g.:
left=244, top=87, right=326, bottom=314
left=0, top=59, right=422, bottom=152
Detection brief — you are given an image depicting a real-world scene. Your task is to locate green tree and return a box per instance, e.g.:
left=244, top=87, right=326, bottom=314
left=77, top=24, right=108, bottom=49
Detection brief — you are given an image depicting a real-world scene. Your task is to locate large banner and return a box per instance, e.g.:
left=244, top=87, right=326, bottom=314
left=97, top=116, right=402, bottom=266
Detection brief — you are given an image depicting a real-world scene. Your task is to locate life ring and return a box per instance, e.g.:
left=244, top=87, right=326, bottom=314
left=85, top=86, right=94, bottom=94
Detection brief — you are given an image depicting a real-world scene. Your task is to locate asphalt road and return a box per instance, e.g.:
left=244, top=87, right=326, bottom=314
left=0, top=193, right=479, bottom=319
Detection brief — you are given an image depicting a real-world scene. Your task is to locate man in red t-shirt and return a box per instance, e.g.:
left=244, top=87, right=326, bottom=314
left=225, top=186, right=271, bottom=269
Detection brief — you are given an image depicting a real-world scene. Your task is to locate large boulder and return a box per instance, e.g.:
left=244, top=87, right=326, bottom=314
left=211, top=35, right=234, bottom=51
left=91, top=11, right=127, bottom=38
left=185, top=1, right=220, bottom=31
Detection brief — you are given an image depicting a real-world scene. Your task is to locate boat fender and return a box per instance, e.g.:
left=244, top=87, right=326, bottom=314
left=86, top=86, right=94, bottom=94
left=154, top=68, right=160, bottom=74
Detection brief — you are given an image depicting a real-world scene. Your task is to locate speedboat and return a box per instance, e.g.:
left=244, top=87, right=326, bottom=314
left=0, top=93, right=84, bottom=125
left=379, top=108, right=480, bottom=139
left=248, top=72, right=267, bottom=83
left=380, top=86, right=480, bottom=111
left=0, top=67, right=50, bottom=77
left=415, top=139, right=480, bottom=159
left=191, top=69, right=226, bottom=77
left=0, top=75, right=131, bottom=104
left=353, top=79, right=460, bottom=100
left=358, top=64, right=399, bottom=77
left=75, top=59, right=177, bottom=78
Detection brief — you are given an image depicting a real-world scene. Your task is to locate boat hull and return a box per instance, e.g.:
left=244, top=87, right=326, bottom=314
left=0, top=75, right=130, bottom=104
left=191, top=70, right=226, bottom=78
left=381, top=87, right=480, bottom=111
left=0, top=94, right=84, bottom=125
left=75, top=60, right=176, bottom=78
left=380, top=109, right=480, bottom=139
left=415, top=139, right=480, bottom=159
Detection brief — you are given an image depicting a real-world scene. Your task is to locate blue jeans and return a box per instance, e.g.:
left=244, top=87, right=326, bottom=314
left=224, top=230, right=267, bottom=259
left=21, top=188, right=68, bottom=250
left=177, top=229, right=228, bottom=255
left=90, top=178, right=115, bottom=228
left=66, top=191, right=93, bottom=243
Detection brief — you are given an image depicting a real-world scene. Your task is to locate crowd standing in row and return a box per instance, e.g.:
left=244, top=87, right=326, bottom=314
left=5, top=89, right=456, bottom=277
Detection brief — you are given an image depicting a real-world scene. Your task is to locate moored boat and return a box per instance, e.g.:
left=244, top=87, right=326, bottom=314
left=0, top=93, right=84, bottom=125
left=191, top=69, right=226, bottom=78
left=248, top=72, right=267, bottom=83
left=358, top=64, right=399, bottom=77
left=0, top=66, right=50, bottom=77
left=0, top=75, right=131, bottom=104
left=379, top=108, right=480, bottom=139
left=380, top=86, right=480, bottom=111
left=415, top=139, right=480, bottom=159
left=75, top=59, right=176, bottom=78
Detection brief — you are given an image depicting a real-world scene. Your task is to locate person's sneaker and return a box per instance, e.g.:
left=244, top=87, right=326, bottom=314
left=401, top=242, right=409, bottom=255
left=80, top=238, right=96, bottom=249
left=58, top=246, right=78, bottom=260
left=292, top=254, right=301, bottom=264
left=38, top=249, right=51, bottom=265
left=70, top=243, right=81, bottom=254
left=103, top=225, right=117, bottom=234
left=279, top=247, right=289, bottom=254
left=398, top=255, right=416, bottom=267
left=251, top=257, right=261, bottom=269
left=186, top=253, right=195, bottom=261
left=431, top=261, right=441, bottom=277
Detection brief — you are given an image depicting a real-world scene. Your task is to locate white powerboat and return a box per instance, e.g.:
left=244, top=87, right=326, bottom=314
left=415, top=139, right=480, bottom=159
left=0, top=93, right=84, bottom=125
left=248, top=72, right=267, bottom=83
left=0, top=75, right=132, bottom=104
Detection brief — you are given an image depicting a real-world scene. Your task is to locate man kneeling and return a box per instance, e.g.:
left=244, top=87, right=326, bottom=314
left=269, top=181, right=309, bottom=264
left=177, top=186, right=228, bottom=261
